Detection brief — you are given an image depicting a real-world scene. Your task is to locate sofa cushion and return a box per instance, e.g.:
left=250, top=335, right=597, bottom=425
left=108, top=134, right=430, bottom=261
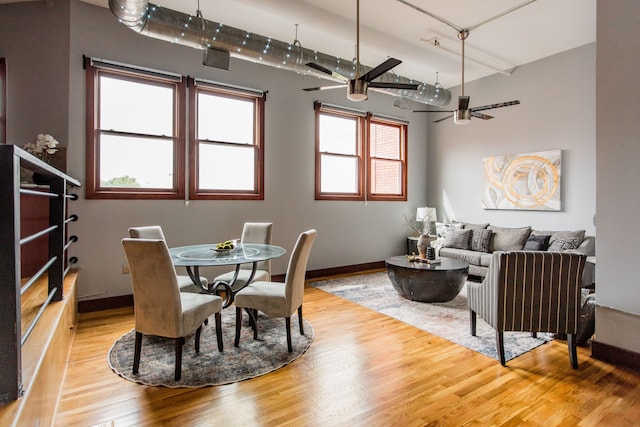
left=443, top=229, right=472, bottom=250
left=435, top=221, right=463, bottom=238
left=439, top=248, right=483, bottom=265
left=463, top=222, right=490, bottom=230
left=548, top=237, right=580, bottom=252
left=488, top=226, right=531, bottom=251
left=524, top=234, right=551, bottom=251
left=480, top=253, right=492, bottom=267
left=532, top=229, right=586, bottom=245
left=471, top=229, right=492, bottom=252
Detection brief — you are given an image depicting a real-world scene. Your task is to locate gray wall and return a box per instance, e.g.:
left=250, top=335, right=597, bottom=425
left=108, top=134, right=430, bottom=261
left=2, top=0, right=429, bottom=301
left=595, top=0, right=640, bottom=353
left=427, top=43, right=596, bottom=235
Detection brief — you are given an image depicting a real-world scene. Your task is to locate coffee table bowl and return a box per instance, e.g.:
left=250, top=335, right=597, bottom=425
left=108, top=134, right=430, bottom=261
left=385, top=256, right=469, bottom=303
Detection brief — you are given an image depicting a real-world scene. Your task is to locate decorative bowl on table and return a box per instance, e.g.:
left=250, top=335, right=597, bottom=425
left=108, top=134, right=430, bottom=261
left=213, top=240, right=235, bottom=254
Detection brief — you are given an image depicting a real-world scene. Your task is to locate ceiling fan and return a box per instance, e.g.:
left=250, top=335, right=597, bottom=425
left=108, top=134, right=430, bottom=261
left=303, top=0, right=419, bottom=101
left=414, top=30, right=520, bottom=124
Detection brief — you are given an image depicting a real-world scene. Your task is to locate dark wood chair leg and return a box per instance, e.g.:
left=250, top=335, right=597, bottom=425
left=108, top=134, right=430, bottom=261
left=531, top=332, right=537, bottom=338
left=215, top=312, right=223, bottom=352
left=568, top=333, right=579, bottom=369
left=195, top=325, right=202, bottom=353
left=174, top=337, right=185, bottom=381
left=285, top=317, right=292, bottom=353
left=133, top=331, right=143, bottom=374
left=496, top=331, right=506, bottom=366
left=470, top=310, right=477, bottom=336
left=298, top=306, right=304, bottom=335
left=251, top=309, right=259, bottom=340
left=234, top=307, right=242, bottom=347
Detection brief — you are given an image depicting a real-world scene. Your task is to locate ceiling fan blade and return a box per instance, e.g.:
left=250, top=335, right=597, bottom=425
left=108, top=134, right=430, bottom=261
left=458, top=96, right=470, bottom=111
left=368, top=82, right=419, bottom=90
left=305, top=62, right=349, bottom=82
left=303, top=84, right=346, bottom=92
left=433, top=114, right=454, bottom=123
left=359, top=57, right=402, bottom=83
left=471, top=100, right=520, bottom=112
left=471, top=111, right=494, bottom=120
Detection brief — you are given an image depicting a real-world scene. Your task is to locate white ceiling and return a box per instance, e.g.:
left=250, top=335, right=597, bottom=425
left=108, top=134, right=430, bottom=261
left=8, top=0, right=596, bottom=89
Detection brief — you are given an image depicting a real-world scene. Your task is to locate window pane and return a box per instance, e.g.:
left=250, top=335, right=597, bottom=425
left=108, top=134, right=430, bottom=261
left=199, top=143, right=255, bottom=191
left=198, top=93, right=254, bottom=144
left=99, top=76, right=174, bottom=136
left=319, top=115, right=357, bottom=155
left=370, top=122, right=400, bottom=159
left=321, top=154, right=358, bottom=193
left=370, top=159, right=401, bottom=194
left=99, top=134, right=174, bottom=188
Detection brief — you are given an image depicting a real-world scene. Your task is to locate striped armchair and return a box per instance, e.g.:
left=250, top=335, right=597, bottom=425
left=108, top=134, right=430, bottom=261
left=468, top=251, right=586, bottom=368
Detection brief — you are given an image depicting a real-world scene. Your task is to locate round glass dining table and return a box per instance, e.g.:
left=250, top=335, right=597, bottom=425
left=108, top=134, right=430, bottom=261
left=169, top=243, right=286, bottom=307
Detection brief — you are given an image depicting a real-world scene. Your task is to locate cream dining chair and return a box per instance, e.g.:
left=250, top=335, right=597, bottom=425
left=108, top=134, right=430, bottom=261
left=128, top=225, right=207, bottom=293
left=213, top=222, right=273, bottom=291
left=121, top=238, right=223, bottom=381
left=234, top=229, right=317, bottom=352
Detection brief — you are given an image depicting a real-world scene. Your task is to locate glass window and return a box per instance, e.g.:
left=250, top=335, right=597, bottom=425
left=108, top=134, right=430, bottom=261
left=85, top=59, right=185, bottom=199
left=315, top=103, right=407, bottom=201
left=189, top=84, right=264, bottom=200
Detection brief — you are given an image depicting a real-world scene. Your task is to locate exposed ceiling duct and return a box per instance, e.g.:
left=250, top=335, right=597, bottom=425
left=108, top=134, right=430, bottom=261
left=108, top=0, right=451, bottom=107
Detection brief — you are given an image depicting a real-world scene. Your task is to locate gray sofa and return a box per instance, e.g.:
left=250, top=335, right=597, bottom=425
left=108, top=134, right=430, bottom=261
left=434, top=222, right=595, bottom=286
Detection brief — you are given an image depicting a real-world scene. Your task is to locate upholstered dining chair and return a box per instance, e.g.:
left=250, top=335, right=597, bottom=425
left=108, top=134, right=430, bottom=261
left=213, top=222, right=273, bottom=291
left=128, top=225, right=206, bottom=293
left=234, top=229, right=317, bottom=352
left=121, top=238, right=223, bottom=381
left=468, top=250, right=586, bottom=368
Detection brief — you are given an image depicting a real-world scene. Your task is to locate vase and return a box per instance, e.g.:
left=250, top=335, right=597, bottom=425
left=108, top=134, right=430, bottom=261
left=417, top=234, right=430, bottom=259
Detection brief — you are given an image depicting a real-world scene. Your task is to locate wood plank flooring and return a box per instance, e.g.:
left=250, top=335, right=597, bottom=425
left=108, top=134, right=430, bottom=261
left=56, top=275, right=640, bottom=426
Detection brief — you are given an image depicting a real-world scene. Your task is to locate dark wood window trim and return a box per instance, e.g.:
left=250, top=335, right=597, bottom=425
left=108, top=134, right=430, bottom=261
left=366, top=116, right=408, bottom=202
left=84, top=57, right=186, bottom=199
left=188, top=80, right=265, bottom=200
left=0, top=58, right=6, bottom=145
left=315, top=102, right=407, bottom=202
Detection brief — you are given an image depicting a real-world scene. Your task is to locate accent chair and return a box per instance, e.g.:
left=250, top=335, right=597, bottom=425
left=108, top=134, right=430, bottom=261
left=468, top=250, right=586, bottom=368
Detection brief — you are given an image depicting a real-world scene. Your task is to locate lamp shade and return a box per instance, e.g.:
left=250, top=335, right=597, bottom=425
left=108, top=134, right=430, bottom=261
left=416, top=207, right=437, bottom=222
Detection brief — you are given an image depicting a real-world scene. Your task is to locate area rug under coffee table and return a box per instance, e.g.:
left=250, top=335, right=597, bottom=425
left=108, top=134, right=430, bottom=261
left=310, top=271, right=550, bottom=362
left=108, top=310, right=313, bottom=387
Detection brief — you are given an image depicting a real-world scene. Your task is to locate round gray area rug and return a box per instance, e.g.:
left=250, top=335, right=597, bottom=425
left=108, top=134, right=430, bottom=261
left=108, top=311, right=313, bottom=387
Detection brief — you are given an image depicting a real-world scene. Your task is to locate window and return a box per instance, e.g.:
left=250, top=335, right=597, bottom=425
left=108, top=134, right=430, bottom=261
left=85, top=58, right=186, bottom=199
left=315, top=102, right=407, bottom=201
left=189, top=81, right=265, bottom=200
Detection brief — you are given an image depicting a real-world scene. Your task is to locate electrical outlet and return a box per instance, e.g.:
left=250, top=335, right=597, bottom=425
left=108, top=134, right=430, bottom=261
left=122, top=264, right=130, bottom=274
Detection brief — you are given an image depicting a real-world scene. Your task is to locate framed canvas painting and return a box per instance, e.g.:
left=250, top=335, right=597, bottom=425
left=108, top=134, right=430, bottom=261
left=482, top=149, right=562, bottom=211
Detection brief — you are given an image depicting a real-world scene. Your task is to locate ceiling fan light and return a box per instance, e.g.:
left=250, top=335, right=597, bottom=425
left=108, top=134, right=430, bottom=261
left=454, top=109, right=471, bottom=125
left=348, top=79, right=368, bottom=101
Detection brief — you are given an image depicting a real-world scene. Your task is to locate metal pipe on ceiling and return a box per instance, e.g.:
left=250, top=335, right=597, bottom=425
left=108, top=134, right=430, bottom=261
left=108, top=0, right=451, bottom=107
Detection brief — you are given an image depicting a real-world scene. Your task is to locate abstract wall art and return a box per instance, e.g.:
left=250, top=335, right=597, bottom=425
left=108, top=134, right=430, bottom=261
left=482, top=149, right=562, bottom=211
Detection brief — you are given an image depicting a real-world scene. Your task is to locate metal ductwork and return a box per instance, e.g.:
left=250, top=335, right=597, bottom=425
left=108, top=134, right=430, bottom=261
left=108, top=0, right=451, bottom=107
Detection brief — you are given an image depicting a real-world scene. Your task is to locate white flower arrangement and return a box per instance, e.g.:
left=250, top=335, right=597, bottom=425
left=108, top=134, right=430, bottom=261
left=23, top=134, right=59, bottom=162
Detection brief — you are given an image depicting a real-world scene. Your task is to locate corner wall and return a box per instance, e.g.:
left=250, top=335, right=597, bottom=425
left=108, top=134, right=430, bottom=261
left=593, top=0, right=640, bottom=359
left=427, top=43, right=596, bottom=235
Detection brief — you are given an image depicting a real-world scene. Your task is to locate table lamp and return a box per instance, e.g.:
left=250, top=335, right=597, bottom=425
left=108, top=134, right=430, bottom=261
left=416, top=207, right=437, bottom=235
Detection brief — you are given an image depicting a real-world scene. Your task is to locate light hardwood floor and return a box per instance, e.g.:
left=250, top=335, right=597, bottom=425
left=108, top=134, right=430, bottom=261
left=56, top=276, right=640, bottom=426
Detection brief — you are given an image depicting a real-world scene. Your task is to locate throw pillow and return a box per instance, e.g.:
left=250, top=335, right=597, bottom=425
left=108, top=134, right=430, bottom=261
left=548, top=238, right=580, bottom=252
left=443, top=229, right=472, bottom=250
left=471, top=229, right=492, bottom=252
left=488, top=226, right=532, bottom=251
left=463, top=222, right=490, bottom=230
left=524, top=234, right=551, bottom=251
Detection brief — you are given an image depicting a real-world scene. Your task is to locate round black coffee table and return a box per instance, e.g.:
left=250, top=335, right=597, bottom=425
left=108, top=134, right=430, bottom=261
left=385, top=256, right=469, bottom=302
